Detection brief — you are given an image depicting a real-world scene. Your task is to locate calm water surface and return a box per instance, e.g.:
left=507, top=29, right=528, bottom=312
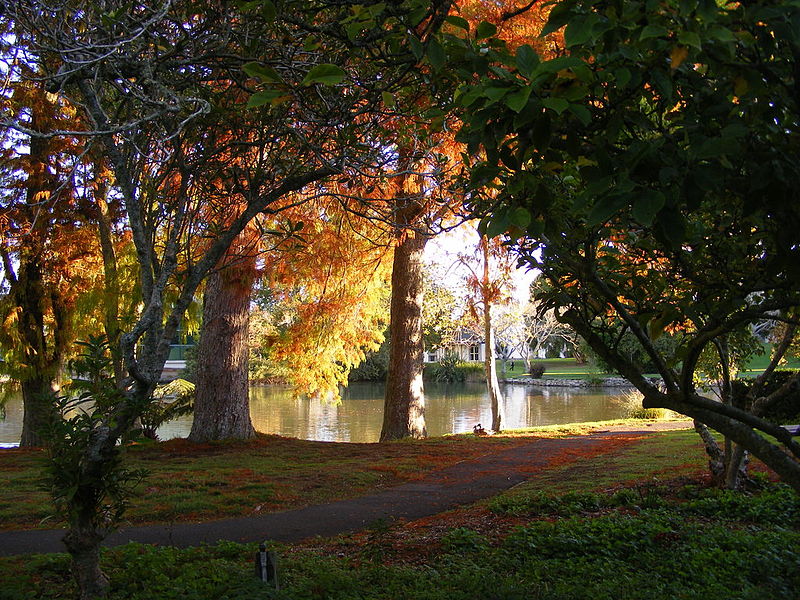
left=0, top=382, right=633, bottom=445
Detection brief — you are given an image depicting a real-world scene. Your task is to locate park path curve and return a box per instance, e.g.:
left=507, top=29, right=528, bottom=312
left=0, top=422, right=691, bottom=556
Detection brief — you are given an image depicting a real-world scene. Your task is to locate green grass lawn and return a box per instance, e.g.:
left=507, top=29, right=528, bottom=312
left=500, top=344, right=800, bottom=381
left=499, top=357, right=610, bottom=379
left=3, top=427, right=797, bottom=600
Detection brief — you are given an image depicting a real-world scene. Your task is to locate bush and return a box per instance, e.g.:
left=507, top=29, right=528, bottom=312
left=528, top=362, right=546, bottom=379
left=428, top=352, right=465, bottom=383
left=615, top=389, right=670, bottom=419
left=348, top=341, right=389, bottom=382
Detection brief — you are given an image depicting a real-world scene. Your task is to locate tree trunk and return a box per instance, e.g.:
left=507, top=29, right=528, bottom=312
left=694, top=420, right=726, bottom=486
left=94, top=189, right=124, bottom=385
left=63, top=524, right=109, bottom=600
left=189, top=257, right=257, bottom=442
left=725, top=444, right=749, bottom=490
left=19, top=375, right=58, bottom=447
left=482, top=239, right=503, bottom=432
left=380, top=230, right=427, bottom=441
left=16, top=256, right=62, bottom=447
left=485, top=311, right=504, bottom=432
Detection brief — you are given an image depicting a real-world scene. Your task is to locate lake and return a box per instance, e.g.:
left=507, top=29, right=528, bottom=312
left=0, top=382, right=634, bottom=445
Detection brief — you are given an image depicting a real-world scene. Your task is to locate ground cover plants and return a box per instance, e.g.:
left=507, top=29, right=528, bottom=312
left=1, top=428, right=797, bottom=599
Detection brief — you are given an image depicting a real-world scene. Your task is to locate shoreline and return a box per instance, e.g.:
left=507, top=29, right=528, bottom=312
left=504, top=376, right=658, bottom=388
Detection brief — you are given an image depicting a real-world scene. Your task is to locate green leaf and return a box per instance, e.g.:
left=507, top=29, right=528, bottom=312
left=408, top=36, right=424, bottom=60
left=542, top=97, right=569, bottom=115
left=650, top=69, right=673, bottom=102
left=504, top=85, right=532, bottom=113
left=655, top=210, right=686, bottom=248
left=246, top=89, right=285, bottom=108
left=540, top=55, right=584, bottom=73
left=587, top=195, right=627, bottom=226
left=476, top=21, right=498, bottom=40
left=615, top=67, right=631, bottom=88
left=568, top=104, right=592, bottom=126
left=427, top=38, right=446, bottom=72
left=695, top=137, right=729, bottom=159
left=302, top=64, right=346, bottom=86
left=486, top=212, right=509, bottom=238
left=565, top=14, right=599, bottom=48
left=445, top=15, right=470, bottom=31
left=510, top=207, right=532, bottom=229
left=261, top=0, right=276, bottom=22
left=632, top=190, right=666, bottom=226
left=484, top=85, right=510, bottom=102
left=677, top=31, right=702, bottom=49
left=516, top=44, right=539, bottom=78
left=541, top=0, right=577, bottom=37
left=708, top=25, right=736, bottom=43
left=242, top=62, right=283, bottom=84
left=382, top=91, right=395, bottom=108
left=639, top=25, right=668, bottom=40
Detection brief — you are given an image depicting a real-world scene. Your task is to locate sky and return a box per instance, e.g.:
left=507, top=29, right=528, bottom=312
left=424, top=222, right=538, bottom=305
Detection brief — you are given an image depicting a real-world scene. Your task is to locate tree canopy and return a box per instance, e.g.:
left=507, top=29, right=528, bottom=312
left=453, top=0, right=800, bottom=490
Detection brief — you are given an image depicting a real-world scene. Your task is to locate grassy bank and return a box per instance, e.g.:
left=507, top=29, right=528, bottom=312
left=2, top=427, right=797, bottom=599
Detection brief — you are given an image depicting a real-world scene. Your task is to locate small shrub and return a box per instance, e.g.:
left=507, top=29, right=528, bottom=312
left=528, top=363, right=546, bottom=379
left=429, top=352, right=465, bottom=383
left=348, top=341, right=389, bottom=382
left=615, top=389, right=669, bottom=419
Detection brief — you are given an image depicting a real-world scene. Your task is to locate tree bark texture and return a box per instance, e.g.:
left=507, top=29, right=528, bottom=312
left=381, top=231, right=427, bottom=441
left=189, top=256, right=257, bottom=442
left=484, top=303, right=504, bottom=433
left=20, top=375, right=58, bottom=447
left=16, top=256, right=64, bottom=447
left=63, top=525, right=110, bottom=600
left=482, top=239, right=504, bottom=432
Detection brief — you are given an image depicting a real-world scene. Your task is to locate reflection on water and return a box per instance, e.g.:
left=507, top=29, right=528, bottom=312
left=0, top=382, right=633, bottom=445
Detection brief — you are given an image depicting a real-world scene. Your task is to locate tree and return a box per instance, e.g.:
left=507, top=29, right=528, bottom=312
left=422, top=267, right=462, bottom=354
left=0, top=67, right=115, bottom=446
left=5, top=0, right=452, bottom=595
left=460, top=232, right=516, bottom=431
left=454, top=0, right=800, bottom=491
left=189, top=236, right=258, bottom=442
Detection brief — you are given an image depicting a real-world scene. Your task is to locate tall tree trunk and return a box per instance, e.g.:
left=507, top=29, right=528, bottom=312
left=481, top=238, right=504, bottom=432
left=484, top=304, right=504, bottom=432
left=94, top=188, right=124, bottom=385
left=380, top=230, right=427, bottom=441
left=189, top=256, right=257, bottom=442
left=19, top=375, right=58, bottom=447
left=16, top=256, right=62, bottom=447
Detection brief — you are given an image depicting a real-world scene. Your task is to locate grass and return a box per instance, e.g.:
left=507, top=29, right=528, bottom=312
left=490, top=429, right=711, bottom=502
left=2, top=428, right=797, bottom=600
left=0, top=432, right=536, bottom=530
left=740, top=342, right=800, bottom=375
left=499, top=357, right=610, bottom=380
left=502, top=345, right=800, bottom=381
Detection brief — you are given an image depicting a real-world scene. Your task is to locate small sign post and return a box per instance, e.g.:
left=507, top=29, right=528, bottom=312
left=255, top=543, right=279, bottom=590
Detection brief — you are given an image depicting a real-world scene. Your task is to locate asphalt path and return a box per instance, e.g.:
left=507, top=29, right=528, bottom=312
left=0, top=422, right=691, bottom=556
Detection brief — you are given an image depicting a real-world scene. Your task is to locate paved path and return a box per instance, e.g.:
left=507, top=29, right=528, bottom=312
left=0, top=423, right=691, bottom=556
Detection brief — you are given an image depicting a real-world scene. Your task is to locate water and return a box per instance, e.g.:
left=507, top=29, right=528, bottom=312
left=0, top=382, right=633, bottom=445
